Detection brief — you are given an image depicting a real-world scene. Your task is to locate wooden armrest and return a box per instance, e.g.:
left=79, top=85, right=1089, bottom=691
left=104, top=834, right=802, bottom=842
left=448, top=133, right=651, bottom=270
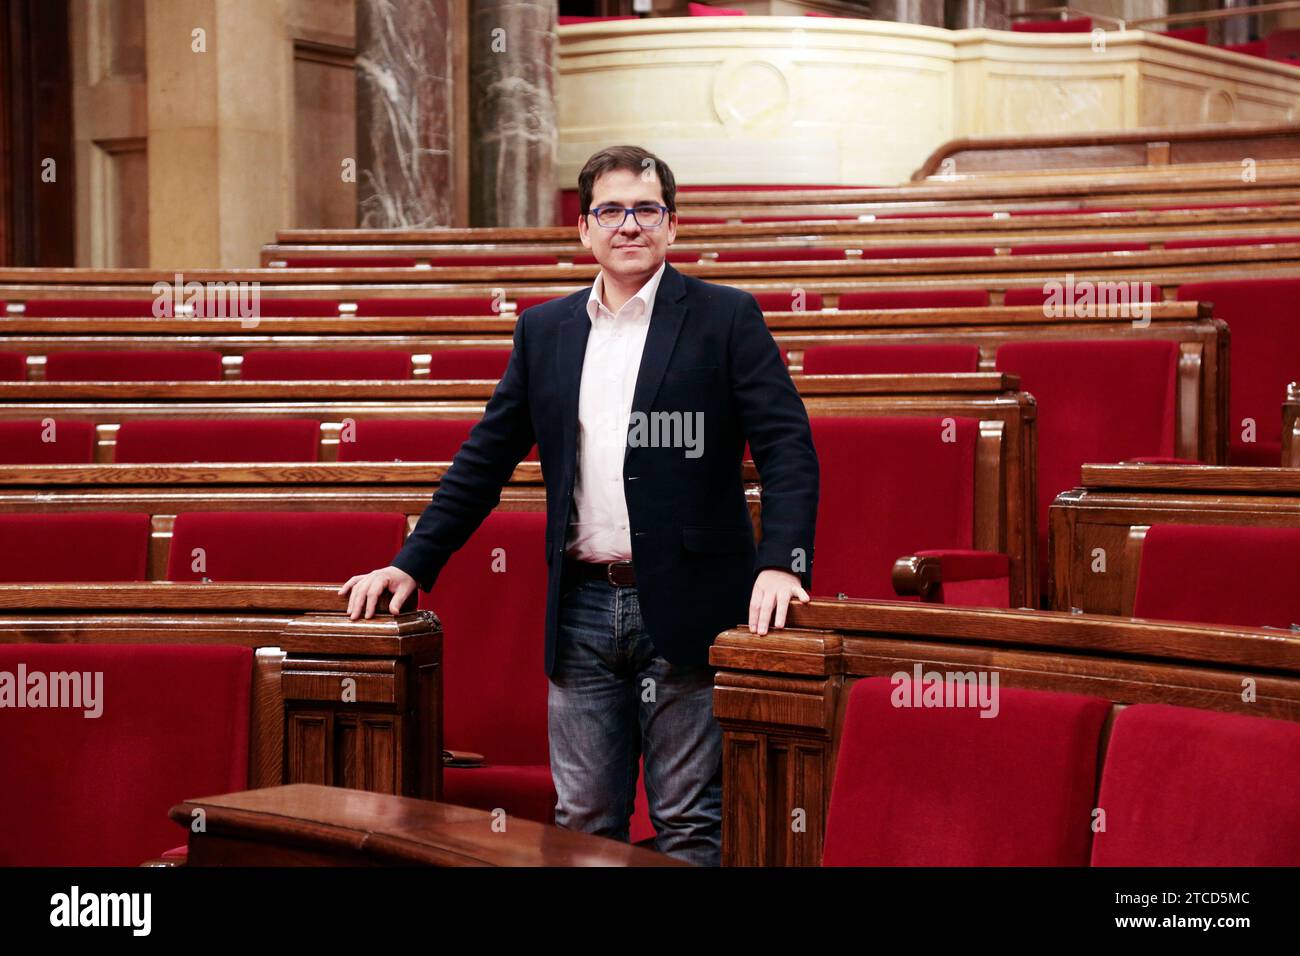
left=171, top=785, right=687, bottom=867
left=442, top=749, right=485, bottom=767
left=892, top=550, right=1011, bottom=602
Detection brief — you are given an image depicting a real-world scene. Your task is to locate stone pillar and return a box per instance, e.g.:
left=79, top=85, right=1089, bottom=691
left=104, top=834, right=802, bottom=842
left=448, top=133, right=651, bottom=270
left=468, top=0, right=559, bottom=227
left=949, top=0, right=1008, bottom=30
left=1221, top=0, right=1255, bottom=46
left=874, top=0, right=944, bottom=26
left=355, top=0, right=471, bottom=228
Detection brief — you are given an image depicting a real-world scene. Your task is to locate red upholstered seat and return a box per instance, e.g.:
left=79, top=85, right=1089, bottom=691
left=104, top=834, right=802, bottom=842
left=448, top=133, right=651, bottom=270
left=996, top=339, right=1180, bottom=589
left=0, top=512, right=150, bottom=582
left=1012, top=17, right=1092, bottom=32
left=44, top=349, right=224, bottom=382
left=278, top=255, right=417, bottom=267
left=1133, top=524, right=1300, bottom=629
left=1011, top=241, right=1148, bottom=255
left=715, top=247, right=846, bottom=262
left=802, top=343, right=980, bottom=375
left=811, top=416, right=1007, bottom=603
left=1225, top=39, right=1269, bottom=57
left=166, top=511, right=406, bottom=583
left=1265, top=27, right=1300, bottom=60
left=838, top=289, right=989, bottom=309
left=16, top=298, right=159, bottom=317
left=572, top=250, right=709, bottom=266
left=426, top=348, right=512, bottom=380
left=1091, top=704, right=1300, bottom=866
left=1157, top=26, right=1208, bottom=43
left=335, top=418, right=539, bottom=462
left=427, top=254, right=559, bottom=266
left=822, top=677, right=1110, bottom=866
left=0, top=643, right=252, bottom=866
left=750, top=291, right=825, bottom=312
left=1177, top=277, right=1300, bottom=464
left=354, top=296, right=504, bottom=316
left=422, top=512, right=653, bottom=842
left=857, top=245, right=994, bottom=259
left=0, top=352, right=26, bottom=379
left=249, top=298, right=343, bottom=317
left=0, top=420, right=97, bottom=464
left=1004, top=284, right=1163, bottom=306
left=115, top=419, right=321, bottom=463
left=240, top=349, right=412, bottom=380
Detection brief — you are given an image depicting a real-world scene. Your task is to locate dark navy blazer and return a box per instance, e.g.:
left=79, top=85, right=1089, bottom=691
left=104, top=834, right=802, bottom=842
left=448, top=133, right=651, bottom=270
left=391, top=261, right=819, bottom=675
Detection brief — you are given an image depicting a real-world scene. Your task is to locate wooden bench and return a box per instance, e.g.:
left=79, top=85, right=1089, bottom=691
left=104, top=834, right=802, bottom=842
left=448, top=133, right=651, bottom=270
left=710, top=598, right=1300, bottom=865
left=168, top=784, right=684, bottom=867
left=0, top=584, right=442, bottom=800
left=1049, top=463, right=1300, bottom=616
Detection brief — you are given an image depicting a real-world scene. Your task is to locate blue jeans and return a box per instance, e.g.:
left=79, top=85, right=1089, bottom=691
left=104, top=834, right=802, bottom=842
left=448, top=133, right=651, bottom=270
left=548, top=575, right=723, bottom=866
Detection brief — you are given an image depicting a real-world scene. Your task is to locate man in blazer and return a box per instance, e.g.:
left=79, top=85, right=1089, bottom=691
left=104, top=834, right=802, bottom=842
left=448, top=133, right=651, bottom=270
left=341, top=145, right=819, bottom=866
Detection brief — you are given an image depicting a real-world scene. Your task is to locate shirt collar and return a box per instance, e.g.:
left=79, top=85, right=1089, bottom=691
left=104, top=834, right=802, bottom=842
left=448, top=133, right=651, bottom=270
left=586, top=259, right=667, bottom=325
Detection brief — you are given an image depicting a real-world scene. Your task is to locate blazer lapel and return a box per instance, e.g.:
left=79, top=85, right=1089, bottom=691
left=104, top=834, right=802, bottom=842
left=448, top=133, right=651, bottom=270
left=557, top=294, right=591, bottom=483
left=628, top=262, right=689, bottom=447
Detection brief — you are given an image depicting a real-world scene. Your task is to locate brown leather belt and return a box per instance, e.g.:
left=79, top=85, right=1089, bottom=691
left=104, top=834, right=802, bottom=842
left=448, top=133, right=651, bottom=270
left=564, top=557, right=636, bottom=588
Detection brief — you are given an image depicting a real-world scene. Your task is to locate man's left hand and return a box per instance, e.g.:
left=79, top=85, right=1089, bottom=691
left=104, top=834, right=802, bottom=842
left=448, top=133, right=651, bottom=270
left=748, top=568, right=811, bottom=636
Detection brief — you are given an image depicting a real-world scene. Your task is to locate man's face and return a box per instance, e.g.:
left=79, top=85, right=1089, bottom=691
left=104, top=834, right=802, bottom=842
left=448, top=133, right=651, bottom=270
left=578, top=167, right=677, bottom=281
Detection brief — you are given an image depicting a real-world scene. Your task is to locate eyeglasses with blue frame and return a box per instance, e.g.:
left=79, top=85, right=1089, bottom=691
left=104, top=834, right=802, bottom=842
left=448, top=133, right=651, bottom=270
left=587, top=203, right=670, bottom=229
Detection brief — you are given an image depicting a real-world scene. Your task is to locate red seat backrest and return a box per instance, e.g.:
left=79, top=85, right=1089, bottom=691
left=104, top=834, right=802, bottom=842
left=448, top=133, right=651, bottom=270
left=749, top=290, right=825, bottom=312
left=44, top=350, right=224, bottom=382
left=0, top=420, right=97, bottom=464
left=166, top=511, right=406, bottom=583
left=0, top=513, right=150, bottom=581
left=115, top=419, right=321, bottom=463
left=0, top=643, right=252, bottom=865
left=822, top=676, right=1110, bottom=866
left=715, top=247, right=846, bottom=262
left=1177, top=277, right=1300, bottom=464
left=802, top=343, right=980, bottom=375
left=838, top=289, right=989, bottom=309
left=1092, top=704, right=1300, bottom=866
left=1011, top=17, right=1092, bottom=32
left=249, top=298, right=343, bottom=318
left=16, top=298, right=158, bottom=317
left=810, top=416, right=981, bottom=599
left=426, top=348, right=512, bottom=380
left=1157, top=26, right=1208, bottom=43
left=0, top=352, right=26, bottom=379
left=335, top=418, right=539, bottom=462
left=419, top=511, right=550, bottom=765
left=1133, top=524, right=1300, bottom=629
left=354, top=296, right=504, bottom=317
left=996, top=339, right=1179, bottom=585
left=240, top=349, right=412, bottom=380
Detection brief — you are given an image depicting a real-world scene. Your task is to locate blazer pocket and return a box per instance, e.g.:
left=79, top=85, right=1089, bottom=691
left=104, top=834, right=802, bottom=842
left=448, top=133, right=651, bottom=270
left=682, top=525, right=754, bottom=554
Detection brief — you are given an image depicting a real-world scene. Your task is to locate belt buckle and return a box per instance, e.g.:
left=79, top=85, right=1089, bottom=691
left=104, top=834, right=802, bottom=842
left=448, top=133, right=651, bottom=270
left=606, top=561, right=631, bottom=586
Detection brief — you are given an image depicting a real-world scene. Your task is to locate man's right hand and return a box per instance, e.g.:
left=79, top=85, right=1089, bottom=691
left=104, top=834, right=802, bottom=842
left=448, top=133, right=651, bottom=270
left=338, top=566, right=418, bottom=620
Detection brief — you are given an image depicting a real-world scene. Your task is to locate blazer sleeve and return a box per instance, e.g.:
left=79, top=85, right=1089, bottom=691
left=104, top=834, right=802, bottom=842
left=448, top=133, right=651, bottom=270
left=390, top=311, right=537, bottom=591
left=728, top=291, right=819, bottom=589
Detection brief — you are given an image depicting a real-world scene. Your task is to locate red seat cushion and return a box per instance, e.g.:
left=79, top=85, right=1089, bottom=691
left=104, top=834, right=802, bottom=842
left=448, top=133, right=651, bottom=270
left=802, top=343, right=980, bottom=375
left=0, top=513, right=150, bottom=581
left=0, top=351, right=25, bottom=379
left=838, top=289, right=989, bottom=309
left=278, top=255, right=417, bottom=267
left=1012, top=17, right=1092, bottom=32
left=996, top=339, right=1179, bottom=586
left=1005, top=284, right=1163, bottom=306
left=822, top=677, right=1110, bottom=866
left=0, top=643, right=252, bottom=866
left=1092, top=704, right=1300, bottom=866
left=443, top=764, right=557, bottom=823
left=1177, top=277, right=1300, bottom=465
left=354, top=296, right=503, bottom=317
left=240, top=349, right=412, bottom=381
left=426, top=348, right=512, bottom=380
left=1133, top=524, right=1300, bottom=629
left=115, top=419, right=321, bottom=463
left=44, top=350, right=224, bottom=382
left=336, top=418, right=538, bottom=462
left=1157, top=26, right=1208, bottom=44
left=167, top=511, right=406, bottom=582
left=17, top=298, right=158, bottom=317
left=1011, top=241, right=1148, bottom=255
left=0, top=420, right=97, bottom=464
left=810, top=416, right=981, bottom=599
left=1225, top=39, right=1269, bottom=57
left=749, top=291, right=825, bottom=312
left=250, top=298, right=343, bottom=318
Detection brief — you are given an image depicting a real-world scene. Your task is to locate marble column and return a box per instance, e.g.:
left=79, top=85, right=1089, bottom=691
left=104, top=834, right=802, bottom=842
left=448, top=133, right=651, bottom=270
left=468, top=0, right=558, bottom=227
left=356, top=0, right=470, bottom=228
left=949, top=0, right=1008, bottom=30
left=873, top=0, right=944, bottom=27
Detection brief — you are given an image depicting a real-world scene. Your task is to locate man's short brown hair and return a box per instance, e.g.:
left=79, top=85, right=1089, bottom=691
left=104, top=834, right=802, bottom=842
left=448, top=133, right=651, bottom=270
left=577, top=145, right=677, bottom=217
